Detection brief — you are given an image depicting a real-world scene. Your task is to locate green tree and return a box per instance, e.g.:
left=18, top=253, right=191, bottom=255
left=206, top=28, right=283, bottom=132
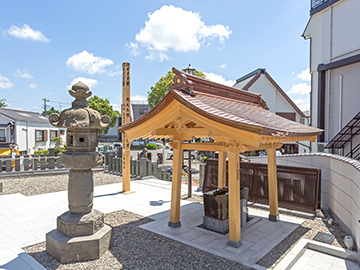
left=0, top=98, right=7, bottom=108
left=46, top=106, right=60, bottom=115
left=88, top=95, right=120, bottom=136
left=148, top=70, right=206, bottom=108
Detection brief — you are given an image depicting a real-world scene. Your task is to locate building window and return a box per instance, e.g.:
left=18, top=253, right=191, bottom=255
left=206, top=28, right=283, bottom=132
left=35, top=130, right=48, bottom=142
left=60, top=130, right=65, bottom=135
left=0, top=129, right=5, bottom=142
left=139, top=109, right=148, bottom=116
left=50, top=130, right=57, bottom=141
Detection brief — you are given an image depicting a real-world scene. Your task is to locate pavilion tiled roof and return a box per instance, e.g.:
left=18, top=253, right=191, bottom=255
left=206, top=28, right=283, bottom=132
left=119, top=68, right=322, bottom=138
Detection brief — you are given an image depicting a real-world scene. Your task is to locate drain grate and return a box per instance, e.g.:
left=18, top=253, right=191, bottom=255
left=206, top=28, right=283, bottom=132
left=313, top=232, right=335, bottom=244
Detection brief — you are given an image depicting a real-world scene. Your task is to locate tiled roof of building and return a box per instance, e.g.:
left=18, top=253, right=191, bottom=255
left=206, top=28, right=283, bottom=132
left=233, top=68, right=306, bottom=118
left=0, top=108, right=49, bottom=123
left=119, top=68, right=322, bottom=138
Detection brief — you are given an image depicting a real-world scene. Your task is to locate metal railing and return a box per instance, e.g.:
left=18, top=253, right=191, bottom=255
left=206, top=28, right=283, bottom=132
left=346, top=142, right=360, bottom=161
left=311, top=0, right=329, bottom=9
left=203, top=159, right=321, bottom=213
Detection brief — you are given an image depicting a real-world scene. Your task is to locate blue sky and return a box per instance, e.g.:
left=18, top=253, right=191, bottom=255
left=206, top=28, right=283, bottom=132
left=0, top=0, right=311, bottom=113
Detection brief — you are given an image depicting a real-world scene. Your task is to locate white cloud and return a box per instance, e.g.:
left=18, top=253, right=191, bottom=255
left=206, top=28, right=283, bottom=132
left=67, top=77, right=98, bottom=90
left=204, top=72, right=235, bottom=87
left=144, top=50, right=169, bottom=62
left=112, top=103, right=121, bottom=112
left=134, top=5, right=232, bottom=60
left=66, top=50, right=114, bottom=75
left=15, top=69, right=33, bottom=79
left=297, top=68, right=311, bottom=81
left=0, top=74, right=14, bottom=89
left=5, top=24, right=50, bottom=42
left=288, top=83, right=311, bottom=95
left=32, top=106, right=40, bottom=110
left=293, top=98, right=310, bottom=111
left=29, top=83, right=38, bottom=88
left=126, top=42, right=140, bottom=56
left=219, top=64, right=226, bottom=69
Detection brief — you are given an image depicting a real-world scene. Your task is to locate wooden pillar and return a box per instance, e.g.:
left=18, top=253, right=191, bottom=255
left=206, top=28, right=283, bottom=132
left=121, top=62, right=131, bottom=193
left=227, top=144, right=241, bottom=247
left=122, top=133, right=131, bottom=192
left=218, top=151, right=227, bottom=189
left=267, top=146, right=279, bottom=221
left=169, top=140, right=183, bottom=227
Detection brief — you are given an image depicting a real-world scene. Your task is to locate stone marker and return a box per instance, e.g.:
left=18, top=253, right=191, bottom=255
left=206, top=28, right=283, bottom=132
left=48, top=148, right=55, bottom=169
left=14, top=154, right=20, bottom=171
left=31, top=154, right=38, bottom=170
left=23, top=154, right=30, bottom=171
left=5, top=155, right=11, bottom=172
left=46, top=81, right=113, bottom=263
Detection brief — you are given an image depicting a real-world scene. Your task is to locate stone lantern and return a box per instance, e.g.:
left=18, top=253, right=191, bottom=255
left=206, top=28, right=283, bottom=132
left=46, top=82, right=113, bottom=263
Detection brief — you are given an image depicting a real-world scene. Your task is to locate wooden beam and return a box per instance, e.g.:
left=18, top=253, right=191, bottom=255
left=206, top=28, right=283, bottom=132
left=152, top=128, right=209, bottom=137
left=227, top=143, right=242, bottom=247
left=247, top=143, right=283, bottom=151
left=218, top=152, right=226, bottom=189
left=181, top=142, right=228, bottom=152
left=169, top=140, right=183, bottom=227
left=267, top=145, right=279, bottom=221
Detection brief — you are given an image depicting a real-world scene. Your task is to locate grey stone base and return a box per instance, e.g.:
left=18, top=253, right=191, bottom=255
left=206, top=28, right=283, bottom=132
left=168, top=221, right=181, bottom=228
left=203, top=216, right=229, bottom=234
left=46, top=224, right=113, bottom=263
left=57, top=209, right=104, bottom=237
left=227, top=239, right=242, bottom=248
left=269, top=214, right=280, bottom=222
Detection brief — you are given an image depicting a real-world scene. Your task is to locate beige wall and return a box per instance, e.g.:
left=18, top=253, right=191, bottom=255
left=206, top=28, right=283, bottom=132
left=248, top=153, right=360, bottom=248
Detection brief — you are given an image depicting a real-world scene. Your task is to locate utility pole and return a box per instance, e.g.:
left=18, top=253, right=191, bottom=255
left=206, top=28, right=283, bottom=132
left=42, top=98, right=49, bottom=115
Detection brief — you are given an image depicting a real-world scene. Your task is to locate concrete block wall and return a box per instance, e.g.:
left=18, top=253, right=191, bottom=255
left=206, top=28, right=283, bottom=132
left=248, top=153, right=360, bottom=248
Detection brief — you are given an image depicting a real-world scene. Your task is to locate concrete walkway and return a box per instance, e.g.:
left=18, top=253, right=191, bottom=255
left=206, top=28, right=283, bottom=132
left=0, top=177, right=355, bottom=269
left=0, top=178, right=200, bottom=269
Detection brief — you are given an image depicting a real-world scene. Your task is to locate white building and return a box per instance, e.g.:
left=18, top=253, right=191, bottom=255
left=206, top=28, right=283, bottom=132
left=303, top=0, right=360, bottom=159
left=101, top=103, right=150, bottom=143
left=0, top=108, right=66, bottom=155
left=233, top=68, right=310, bottom=153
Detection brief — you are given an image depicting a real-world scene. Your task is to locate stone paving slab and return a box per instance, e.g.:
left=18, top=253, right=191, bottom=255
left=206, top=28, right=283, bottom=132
left=141, top=204, right=304, bottom=269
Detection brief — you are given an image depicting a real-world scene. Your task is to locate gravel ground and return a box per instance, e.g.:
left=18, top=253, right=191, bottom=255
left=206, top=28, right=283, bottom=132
left=0, top=171, right=120, bottom=196
left=3, top=173, right=350, bottom=269
left=24, top=210, right=247, bottom=270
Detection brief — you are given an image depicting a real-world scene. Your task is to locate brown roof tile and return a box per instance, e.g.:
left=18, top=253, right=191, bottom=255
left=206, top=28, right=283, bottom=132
left=119, top=68, right=322, bottom=138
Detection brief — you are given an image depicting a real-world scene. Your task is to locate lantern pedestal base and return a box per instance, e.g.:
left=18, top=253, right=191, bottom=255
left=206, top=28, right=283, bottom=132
left=46, top=224, right=113, bottom=264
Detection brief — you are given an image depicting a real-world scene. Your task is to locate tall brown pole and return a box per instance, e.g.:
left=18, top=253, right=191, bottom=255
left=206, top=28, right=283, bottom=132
left=122, top=62, right=131, bottom=192
left=187, top=150, right=192, bottom=198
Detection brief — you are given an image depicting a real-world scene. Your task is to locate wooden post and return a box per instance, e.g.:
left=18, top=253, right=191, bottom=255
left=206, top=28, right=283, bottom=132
left=218, top=151, right=227, bottom=188
left=187, top=150, right=192, bottom=198
left=267, top=145, right=279, bottom=221
left=169, top=140, right=183, bottom=227
left=122, top=62, right=132, bottom=193
left=227, top=144, right=241, bottom=247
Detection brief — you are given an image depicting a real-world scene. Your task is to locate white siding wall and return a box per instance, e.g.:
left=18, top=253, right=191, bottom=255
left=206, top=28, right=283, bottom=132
left=15, top=121, right=65, bottom=154
left=304, top=0, right=360, bottom=150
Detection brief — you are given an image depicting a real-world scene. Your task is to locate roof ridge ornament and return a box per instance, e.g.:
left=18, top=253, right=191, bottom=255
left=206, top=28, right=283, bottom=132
left=170, top=68, right=196, bottom=96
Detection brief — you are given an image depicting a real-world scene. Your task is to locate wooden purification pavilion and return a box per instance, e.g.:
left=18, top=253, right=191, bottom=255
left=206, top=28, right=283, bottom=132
left=118, top=68, right=322, bottom=247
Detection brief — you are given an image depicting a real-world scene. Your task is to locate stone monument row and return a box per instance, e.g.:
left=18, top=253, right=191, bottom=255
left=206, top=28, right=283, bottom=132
left=46, top=81, right=113, bottom=263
